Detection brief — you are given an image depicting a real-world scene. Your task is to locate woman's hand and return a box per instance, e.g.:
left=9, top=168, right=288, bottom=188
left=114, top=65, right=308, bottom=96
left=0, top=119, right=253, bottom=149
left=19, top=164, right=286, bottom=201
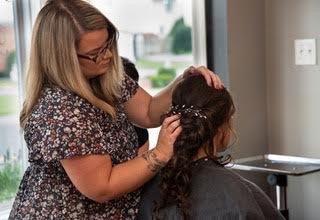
left=182, top=66, right=224, bottom=89
left=154, top=114, right=182, bottom=162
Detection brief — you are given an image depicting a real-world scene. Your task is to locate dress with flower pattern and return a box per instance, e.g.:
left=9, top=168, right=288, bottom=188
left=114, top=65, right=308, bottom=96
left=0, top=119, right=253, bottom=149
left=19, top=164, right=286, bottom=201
left=9, top=75, right=141, bottom=219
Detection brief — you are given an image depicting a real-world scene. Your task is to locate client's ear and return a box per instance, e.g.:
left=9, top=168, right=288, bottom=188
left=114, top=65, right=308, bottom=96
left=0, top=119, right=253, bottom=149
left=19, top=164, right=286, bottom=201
left=213, top=125, right=231, bottom=153
left=213, top=130, right=222, bottom=153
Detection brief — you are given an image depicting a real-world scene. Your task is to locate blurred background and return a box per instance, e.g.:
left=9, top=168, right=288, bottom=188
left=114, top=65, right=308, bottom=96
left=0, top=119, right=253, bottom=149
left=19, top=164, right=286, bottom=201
left=0, top=0, right=320, bottom=219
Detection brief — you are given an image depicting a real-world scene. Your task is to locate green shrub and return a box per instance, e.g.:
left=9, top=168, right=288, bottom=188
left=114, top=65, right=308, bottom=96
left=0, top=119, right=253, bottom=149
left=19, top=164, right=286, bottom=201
left=149, top=67, right=177, bottom=88
left=157, top=67, right=176, bottom=78
left=0, top=163, right=21, bottom=202
left=149, top=74, right=174, bottom=88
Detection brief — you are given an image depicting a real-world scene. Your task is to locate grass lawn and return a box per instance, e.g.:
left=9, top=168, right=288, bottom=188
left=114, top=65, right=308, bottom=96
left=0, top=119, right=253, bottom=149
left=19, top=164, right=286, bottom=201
left=171, top=61, right=191, bottom=69
left=0, top=95, right=19, bottom=116
left=136, top=59, right=164, bottom=69
left=0, top=79, right=15, bottom=87
left=136, top=59, right=191, bottom=70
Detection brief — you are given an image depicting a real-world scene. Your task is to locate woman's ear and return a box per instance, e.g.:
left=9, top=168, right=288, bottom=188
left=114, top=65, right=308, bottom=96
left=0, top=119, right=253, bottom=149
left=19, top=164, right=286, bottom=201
left=213, top=125, right=231, bottom=153
left=212, top=129, right=222, bottom=154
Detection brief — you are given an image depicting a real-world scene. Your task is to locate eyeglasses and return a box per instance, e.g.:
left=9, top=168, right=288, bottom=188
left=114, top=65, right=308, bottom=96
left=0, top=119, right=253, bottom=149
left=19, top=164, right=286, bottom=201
left=77, top=39, right=113, bottom=64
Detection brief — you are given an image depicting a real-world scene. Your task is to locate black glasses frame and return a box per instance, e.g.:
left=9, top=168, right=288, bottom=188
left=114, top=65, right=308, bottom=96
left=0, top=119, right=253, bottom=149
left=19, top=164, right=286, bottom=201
left=77, top=39, right=113, bottom=64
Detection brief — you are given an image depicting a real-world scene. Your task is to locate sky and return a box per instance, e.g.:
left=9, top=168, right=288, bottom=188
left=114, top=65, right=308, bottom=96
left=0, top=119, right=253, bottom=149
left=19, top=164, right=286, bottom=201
left=0, top=1, right=14, bottom=24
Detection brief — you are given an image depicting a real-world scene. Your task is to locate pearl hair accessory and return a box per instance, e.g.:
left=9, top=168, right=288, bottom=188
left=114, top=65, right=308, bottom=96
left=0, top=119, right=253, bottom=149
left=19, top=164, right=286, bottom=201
left=167, top=104, right=207, bottom=119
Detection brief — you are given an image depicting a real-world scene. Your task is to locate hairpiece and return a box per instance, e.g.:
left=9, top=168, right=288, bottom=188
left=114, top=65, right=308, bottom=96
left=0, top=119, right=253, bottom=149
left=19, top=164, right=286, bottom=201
left=168, top=104, right=207, bottom=119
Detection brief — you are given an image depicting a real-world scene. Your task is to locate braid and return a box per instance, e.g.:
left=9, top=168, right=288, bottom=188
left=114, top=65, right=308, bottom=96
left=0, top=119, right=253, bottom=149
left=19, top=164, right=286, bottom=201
left=154, top=111, right=210, bottom=219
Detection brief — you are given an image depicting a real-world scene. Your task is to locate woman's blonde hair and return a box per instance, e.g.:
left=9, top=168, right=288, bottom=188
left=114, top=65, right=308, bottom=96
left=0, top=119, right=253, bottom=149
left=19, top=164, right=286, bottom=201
left=20, top=0, right=123, bottom=127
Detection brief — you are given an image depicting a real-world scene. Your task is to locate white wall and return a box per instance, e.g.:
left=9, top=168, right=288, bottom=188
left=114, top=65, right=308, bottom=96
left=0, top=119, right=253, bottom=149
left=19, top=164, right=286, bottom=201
left=266, top=0, right=320, bottom=219
left=227, top=1, right=320, bottom=219
left=227, top=0, right=268, bottom=159
left=226, top=0, right=272, bottom=197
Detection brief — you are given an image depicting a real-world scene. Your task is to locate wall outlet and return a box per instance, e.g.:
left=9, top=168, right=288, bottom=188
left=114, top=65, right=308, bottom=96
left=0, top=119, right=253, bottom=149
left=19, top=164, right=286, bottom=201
left=295, top=39, right=317, bottom=65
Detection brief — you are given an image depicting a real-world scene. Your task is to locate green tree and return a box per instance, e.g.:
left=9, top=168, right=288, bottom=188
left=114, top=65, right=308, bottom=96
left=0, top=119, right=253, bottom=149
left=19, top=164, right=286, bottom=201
left=0, top=51, right=16, bottom=78
left=168, top=18, right=192, bottom=54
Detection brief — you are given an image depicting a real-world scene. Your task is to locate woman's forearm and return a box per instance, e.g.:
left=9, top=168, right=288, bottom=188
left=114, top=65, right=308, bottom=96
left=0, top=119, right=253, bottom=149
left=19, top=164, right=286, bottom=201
left=62, top=116, right=181, bottom=203
left=97, top=115, right=181, bottom=202
left=95, top=149, right=167, bottom=202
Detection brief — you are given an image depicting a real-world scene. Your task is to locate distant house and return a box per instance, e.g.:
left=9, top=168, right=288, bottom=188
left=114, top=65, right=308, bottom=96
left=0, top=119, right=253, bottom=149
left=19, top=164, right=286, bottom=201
left=0, top=24, right=15, bottom=77
left=134, top=33, right=168, bottom=59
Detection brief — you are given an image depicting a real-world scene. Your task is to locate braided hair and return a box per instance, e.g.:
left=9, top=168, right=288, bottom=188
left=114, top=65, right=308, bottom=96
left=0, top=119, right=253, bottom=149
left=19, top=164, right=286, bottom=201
left=153, top=75, right=235, bottom=219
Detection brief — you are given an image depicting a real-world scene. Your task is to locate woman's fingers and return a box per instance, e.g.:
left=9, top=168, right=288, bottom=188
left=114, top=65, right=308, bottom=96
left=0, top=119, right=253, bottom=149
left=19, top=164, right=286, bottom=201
left=171, top=126, right=182, bottom=139
left=209, top=70, right=223, bottom=89
left=167, top=119, right=181, bottom=133
left=156, top=115, right=182, bottom=159
left=197, top=66, right=212, bottom=86
left=183, top=66, right=196, bottom=76
left=197, top=66, right=223, bottom=89
left=183, top=65, right=224, bottom=89
left=162, top=114, right=180, bottom=128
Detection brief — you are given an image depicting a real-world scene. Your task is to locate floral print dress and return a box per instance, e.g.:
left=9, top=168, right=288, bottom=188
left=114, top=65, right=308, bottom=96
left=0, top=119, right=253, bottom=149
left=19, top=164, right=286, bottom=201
left=9, top=75, right=141, bottom=219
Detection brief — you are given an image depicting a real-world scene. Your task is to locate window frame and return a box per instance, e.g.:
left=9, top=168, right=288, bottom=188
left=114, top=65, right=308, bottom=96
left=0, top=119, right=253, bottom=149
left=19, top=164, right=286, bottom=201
left=12, top=0, right=42, bottom=170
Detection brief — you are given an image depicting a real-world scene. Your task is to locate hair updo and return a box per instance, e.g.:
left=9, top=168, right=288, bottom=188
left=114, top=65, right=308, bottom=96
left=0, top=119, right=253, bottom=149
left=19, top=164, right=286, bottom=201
left=155, top=75, right=235, bottom=219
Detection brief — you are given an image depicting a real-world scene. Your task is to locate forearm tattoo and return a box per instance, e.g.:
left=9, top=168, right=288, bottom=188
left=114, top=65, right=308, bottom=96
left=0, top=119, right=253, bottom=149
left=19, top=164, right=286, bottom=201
left=141, top=150, right=167, bottom=172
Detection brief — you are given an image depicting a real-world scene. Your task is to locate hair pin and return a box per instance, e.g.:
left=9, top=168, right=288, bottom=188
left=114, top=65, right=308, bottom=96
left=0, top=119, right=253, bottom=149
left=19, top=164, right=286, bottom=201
left=167, top=104, right=207, bottom=119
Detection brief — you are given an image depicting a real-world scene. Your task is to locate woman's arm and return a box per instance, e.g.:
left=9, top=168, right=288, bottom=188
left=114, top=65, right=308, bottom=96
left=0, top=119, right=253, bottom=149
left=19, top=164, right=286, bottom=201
left=124, top=77, right=181, bottom=128
left=124, top=66, right=223, bottom=128
left=61, top=152, right=156, bottom=203
left=138, top=140, right=149, bottom=156
left=60, top=115, right=181, bottom=203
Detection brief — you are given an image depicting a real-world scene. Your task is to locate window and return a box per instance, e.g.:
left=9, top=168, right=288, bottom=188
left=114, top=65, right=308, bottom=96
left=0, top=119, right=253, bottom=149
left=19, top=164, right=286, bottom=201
left=0, top=1, right=41, bottom=218
left=0, top=1, right=21, bottom=217
left=90, top=0, right=206, bottom=147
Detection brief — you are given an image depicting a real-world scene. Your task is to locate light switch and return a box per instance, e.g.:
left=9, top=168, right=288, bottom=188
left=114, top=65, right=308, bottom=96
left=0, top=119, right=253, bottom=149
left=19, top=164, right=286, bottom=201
left=295, top=39, right=317, bottom=65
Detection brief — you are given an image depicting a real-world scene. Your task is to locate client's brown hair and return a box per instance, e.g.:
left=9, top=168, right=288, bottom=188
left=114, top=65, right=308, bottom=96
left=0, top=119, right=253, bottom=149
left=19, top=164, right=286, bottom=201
left=154, top=75, right=235, bottom=219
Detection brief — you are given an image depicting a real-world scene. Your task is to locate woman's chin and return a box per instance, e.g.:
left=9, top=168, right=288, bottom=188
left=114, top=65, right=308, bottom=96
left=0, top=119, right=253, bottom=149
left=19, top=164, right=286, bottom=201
left=85, top=71, right=106, bottom=79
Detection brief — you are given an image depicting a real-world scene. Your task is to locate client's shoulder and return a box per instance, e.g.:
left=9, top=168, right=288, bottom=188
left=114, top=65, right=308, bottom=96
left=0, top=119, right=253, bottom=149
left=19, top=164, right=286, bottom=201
left=190, top=158, right=256, bottom=197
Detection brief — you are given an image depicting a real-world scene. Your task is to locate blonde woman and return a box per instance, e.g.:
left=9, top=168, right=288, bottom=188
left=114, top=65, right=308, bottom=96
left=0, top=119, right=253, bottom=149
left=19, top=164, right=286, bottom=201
left=9, top=0, right=223, bottom=219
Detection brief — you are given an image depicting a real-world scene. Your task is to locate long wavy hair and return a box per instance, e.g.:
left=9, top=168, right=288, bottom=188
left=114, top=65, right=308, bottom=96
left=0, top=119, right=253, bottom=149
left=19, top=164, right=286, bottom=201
left=20, top=0, right=123, bottom=127
left=154, top=75, right=236, bottom=219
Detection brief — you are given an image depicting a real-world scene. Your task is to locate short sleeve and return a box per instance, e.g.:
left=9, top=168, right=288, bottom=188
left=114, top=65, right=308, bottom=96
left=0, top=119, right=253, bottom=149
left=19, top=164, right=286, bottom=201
left=119, top=74, right=139, bottom=103
left=40, top=98, right=109, bottom=162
